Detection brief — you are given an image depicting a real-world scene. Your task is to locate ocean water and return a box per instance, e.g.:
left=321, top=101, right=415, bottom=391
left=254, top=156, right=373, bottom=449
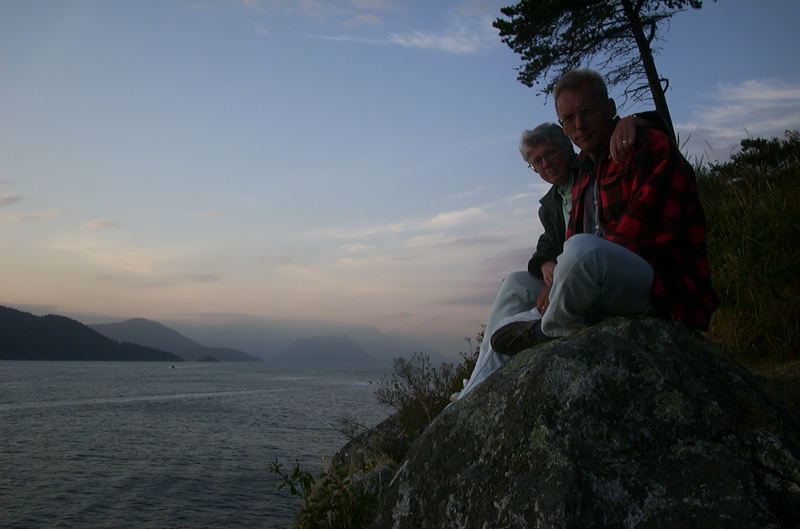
left=0, top=361, right=391, bottom=529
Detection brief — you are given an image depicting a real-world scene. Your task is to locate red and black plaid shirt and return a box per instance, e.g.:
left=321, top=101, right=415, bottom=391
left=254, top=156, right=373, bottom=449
left=567, top=128, right=718, bottom=330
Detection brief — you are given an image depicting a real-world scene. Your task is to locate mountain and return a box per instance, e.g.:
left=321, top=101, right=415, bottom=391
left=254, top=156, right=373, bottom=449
left=0, top=305, right=180, bottom=361
left=170, top=318, right=454, bottom=364
left=344, top=328, right=450, bottom=365
left=89, top=318, right=260, bottom=362
left=271, top=335, right=379, bottom=366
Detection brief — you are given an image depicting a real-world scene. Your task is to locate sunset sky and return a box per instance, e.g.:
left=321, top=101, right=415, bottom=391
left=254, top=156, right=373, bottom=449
left=2, top=0, right=799, bottom=354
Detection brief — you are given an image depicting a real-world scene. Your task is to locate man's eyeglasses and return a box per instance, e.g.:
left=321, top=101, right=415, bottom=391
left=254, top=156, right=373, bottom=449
left=558, top=105, right=601, bottom=128
left=528, top=147, right=561, bottom=172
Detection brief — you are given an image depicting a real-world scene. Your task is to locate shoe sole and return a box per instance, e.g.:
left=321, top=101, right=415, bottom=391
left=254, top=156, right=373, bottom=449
left=491, top=321, right=536, bottom=356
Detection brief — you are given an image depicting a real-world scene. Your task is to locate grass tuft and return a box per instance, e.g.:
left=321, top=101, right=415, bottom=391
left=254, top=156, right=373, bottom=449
left=698, top=130, right=800, bottom=365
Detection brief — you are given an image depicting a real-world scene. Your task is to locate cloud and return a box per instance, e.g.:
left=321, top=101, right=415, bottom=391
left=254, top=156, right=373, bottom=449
left=353, top=13, right=382, bottom=25
left=227, top=0, right=281, bottom=12
left=507, top=192, right=535, bottom=202
left=92, top=274, right=174, bottom=289
left=85, top=219, right=119, bottom=229
left=340, top=242, right=373, bottom=254
left=251, top=21, right=270, bottom=35
left=187, top=272, right=222, bottom=282
left=717, top=80, right=800, bottom=101
left=295, top=191, right=544, bottom=311
left=312, top=25, right=497, bottom=54
left=423, top=206, right=484, bottom=229
left=1, top=209, right=65, bottom=223
left=308, top=220, right=413, bottom=240
left=309, top=8, right=500, bottom=54
left=0, top=194, right=21, bottom=207
left=404, top=232, right=449, bottom=248
left=387, top=17, right=497, bottom=54
left=676, top=79, right=800, bottom=162
left=447, top=186, right=489, bottom=200
left=401, top=232, right=506, bottom=251
left=231, top=0, right=500, bottom=52
left=307, top=34, right=387, bottom=45
left=231, top=0, right=388, bottom=26
left=350, top=0, right=390, bottom=9
left=45, top=235, right=186, bottom=277
left=343, top=222, right=501, bottom=252
left=442, top=234, right=506, bottom=248
left=305, top=193, right=541, bottom=269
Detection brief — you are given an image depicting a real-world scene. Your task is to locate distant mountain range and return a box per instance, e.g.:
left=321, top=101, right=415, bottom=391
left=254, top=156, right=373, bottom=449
left=171, top=318, right=452, bottom=365
left=271, top=335, right=379, bottom=366
left=1, top=302, right=458, bottom=366
left=0, top=306, right=181, bottom=362
left=89, top=318, right=261, bottom=362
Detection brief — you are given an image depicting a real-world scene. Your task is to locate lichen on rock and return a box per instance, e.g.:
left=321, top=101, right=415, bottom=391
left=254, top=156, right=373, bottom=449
left=368, top=317, right=800, bottom=529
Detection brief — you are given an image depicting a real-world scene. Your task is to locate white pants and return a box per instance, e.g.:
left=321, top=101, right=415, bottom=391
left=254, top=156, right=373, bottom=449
left=458, top=271, right=546, bottom=397
left=458, top=234, right=654, bottom=398
left=542, top=234, right=655, bottom=337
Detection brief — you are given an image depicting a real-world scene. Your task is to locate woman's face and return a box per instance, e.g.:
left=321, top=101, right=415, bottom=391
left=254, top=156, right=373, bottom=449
left=527, top=142, right=571, bottom=187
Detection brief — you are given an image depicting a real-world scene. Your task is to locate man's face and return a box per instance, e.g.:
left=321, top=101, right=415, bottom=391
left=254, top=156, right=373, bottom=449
left=555, top=82, right=616, bottom=156
left=527, top=142, right=571, bottom=187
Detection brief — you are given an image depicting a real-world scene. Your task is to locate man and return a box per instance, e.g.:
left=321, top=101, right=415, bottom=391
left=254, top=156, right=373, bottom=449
left=491, top=69, right=718, bottom=354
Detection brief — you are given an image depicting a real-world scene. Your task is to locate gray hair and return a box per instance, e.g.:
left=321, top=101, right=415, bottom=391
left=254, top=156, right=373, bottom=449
left=553, top=69, right=608, bottom=103
left=519, top=123, right=574, bottom=162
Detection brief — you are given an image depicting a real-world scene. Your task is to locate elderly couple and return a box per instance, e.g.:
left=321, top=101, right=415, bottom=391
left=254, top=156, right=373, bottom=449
left=457, top=69, right=718, bottom=398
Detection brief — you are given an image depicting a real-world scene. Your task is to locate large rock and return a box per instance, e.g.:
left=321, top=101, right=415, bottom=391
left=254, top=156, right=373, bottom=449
left=371, top=317, right=800, bottom=529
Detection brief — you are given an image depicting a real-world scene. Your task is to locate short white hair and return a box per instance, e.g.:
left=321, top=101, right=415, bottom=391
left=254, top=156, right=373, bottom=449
left=519, top=123, right=574, bottom=162
left=553, top=69, right=609, bottom=104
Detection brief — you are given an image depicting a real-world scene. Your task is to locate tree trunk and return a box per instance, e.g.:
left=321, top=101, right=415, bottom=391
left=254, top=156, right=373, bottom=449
left=620, top=0, right=676, bottom=142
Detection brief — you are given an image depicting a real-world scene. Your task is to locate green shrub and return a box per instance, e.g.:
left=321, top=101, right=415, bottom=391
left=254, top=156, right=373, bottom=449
left=698, top=130, right=800, bottom=364
left=374, top=333, right=481, bottom=435
left=267, top=459, right=377, bottom=529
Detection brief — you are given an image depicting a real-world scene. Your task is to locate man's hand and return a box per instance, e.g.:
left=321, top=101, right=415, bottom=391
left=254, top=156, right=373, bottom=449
left=536, top=284, right=551, bottom=315
left=610, top=116, right=637, bottom=164
left=541, top=261, right=556, bottom=286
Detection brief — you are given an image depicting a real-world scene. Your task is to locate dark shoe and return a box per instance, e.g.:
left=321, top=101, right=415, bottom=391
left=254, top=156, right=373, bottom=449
left=490, top=319, right=550, bottom=355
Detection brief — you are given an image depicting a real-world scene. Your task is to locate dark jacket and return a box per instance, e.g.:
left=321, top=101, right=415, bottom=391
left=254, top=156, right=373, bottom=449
left=527, top=184, right=566, bottom=279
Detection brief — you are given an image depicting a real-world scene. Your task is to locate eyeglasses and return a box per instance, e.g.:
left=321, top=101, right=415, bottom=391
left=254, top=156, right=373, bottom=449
left=558, top=105, right=601, bottom=128
left=527, top=147, right=561, bottom=172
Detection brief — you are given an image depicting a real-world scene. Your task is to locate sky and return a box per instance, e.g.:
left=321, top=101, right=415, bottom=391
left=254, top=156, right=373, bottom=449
left=2, top=0, right=799, bottom=356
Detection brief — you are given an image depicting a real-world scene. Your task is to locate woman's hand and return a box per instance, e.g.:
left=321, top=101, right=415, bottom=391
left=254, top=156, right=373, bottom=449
left=541, top=261, right=556, bottom=286
left=536, top=284, right=551, bottom=315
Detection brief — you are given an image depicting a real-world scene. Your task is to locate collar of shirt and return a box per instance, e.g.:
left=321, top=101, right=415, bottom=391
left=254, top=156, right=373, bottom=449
left=556, top=171, right=575, bottom=203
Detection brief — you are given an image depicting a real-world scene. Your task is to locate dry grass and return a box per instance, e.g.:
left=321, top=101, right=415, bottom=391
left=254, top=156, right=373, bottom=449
left=698, top=130, right=800, bottom=365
